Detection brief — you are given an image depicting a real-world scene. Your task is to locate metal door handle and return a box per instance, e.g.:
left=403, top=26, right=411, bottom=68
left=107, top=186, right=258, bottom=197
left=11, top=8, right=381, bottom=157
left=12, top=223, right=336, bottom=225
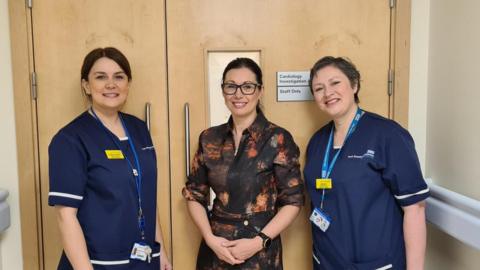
left=184, top=103, right=190, bottom=177
left=145, top=102, right=151, bottom=132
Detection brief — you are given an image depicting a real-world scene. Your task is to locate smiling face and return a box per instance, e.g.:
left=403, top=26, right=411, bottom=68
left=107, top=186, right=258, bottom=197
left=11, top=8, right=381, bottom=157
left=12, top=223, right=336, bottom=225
left=222, top=67, right=262, bottom=119
left=82, top=57, right=130, bottom=113
left=311, top=65, right=358, bottom=119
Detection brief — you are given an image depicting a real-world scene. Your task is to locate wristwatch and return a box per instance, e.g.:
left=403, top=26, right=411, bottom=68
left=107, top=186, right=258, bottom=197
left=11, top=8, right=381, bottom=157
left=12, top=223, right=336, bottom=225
left=257, top=231, right=272, bottom=249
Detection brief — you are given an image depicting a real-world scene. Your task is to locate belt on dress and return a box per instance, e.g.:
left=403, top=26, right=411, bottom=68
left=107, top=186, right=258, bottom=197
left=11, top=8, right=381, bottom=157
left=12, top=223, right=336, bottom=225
left=209, top=210, right=275, bottom=232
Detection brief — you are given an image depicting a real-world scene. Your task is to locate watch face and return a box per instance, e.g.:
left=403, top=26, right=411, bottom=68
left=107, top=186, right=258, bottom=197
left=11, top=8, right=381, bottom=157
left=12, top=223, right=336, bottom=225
left=263, top=238, right=272, bottom=248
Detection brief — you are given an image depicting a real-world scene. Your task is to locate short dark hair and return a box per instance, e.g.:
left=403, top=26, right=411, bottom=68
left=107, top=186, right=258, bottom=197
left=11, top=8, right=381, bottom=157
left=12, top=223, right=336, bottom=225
left=309, top=56, right=361, bottom=103
left=222, top=58, right=263, bottom=111
left=81, top=47, right=132, bottom=82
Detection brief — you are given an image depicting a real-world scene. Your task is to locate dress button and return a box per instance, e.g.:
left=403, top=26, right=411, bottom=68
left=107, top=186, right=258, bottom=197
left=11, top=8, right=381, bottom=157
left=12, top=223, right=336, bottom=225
left=243, top=220, right=249, bottom=226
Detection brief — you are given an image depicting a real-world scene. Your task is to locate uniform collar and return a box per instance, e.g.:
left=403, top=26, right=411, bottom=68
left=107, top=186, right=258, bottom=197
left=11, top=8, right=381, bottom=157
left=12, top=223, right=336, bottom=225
left=225, top=110, right=269, bottom=142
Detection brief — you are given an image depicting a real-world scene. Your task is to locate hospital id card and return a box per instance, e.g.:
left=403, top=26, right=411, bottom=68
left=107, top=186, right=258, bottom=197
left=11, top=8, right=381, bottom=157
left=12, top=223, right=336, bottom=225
left=316, top=178, right=332, bottom=189
left=105, top=150, right=124, bottom=159
left=130, top=242, right=152, bottom=263
left=310, top=207, right=331, bottom=232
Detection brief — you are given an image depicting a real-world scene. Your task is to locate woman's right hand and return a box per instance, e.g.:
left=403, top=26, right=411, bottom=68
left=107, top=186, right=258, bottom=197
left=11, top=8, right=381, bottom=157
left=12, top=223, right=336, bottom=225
left=205, top=234, right=245, bottom=265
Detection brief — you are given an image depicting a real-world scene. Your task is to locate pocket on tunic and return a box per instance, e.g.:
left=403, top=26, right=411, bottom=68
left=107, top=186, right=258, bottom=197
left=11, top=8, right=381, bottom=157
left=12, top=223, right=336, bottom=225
left=90, top=249, right=130, bottom=270
left=151, top=241, right=162, bottom=265
left=90, top=246, right=159, bottom=270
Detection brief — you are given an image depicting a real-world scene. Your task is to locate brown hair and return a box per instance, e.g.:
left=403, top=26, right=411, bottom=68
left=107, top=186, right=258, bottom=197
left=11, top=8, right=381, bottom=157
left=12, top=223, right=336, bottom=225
left=81, top=47, right=132, bottom=101
left=309, top=56, right=361, bottom=103
left=80, top=47, right=132, bottom=102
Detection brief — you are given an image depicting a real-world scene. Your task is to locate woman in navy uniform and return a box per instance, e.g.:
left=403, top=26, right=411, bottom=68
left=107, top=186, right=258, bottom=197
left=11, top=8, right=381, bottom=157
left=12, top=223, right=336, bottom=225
left=48, top=47, right=172, bottom=270
left=183, top=58, right=304, bottom=269
left=304, top=56, right=429, bottom=270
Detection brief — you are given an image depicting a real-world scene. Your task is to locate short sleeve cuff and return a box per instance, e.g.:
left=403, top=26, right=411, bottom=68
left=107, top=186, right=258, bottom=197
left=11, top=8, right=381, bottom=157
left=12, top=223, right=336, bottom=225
left=277, top=186, right=305, bottom=207
left=182, top=187, right=208, bottom=208
left=48, top=191, right=84, bottom=208
left=394, top=188, right=430, bottom=207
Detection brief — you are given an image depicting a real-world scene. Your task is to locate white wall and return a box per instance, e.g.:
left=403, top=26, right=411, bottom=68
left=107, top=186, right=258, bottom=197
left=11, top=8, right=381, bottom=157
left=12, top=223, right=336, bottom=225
left=408, top=0, right=430, bottom=172
left=409, top=0, right=480, bottom=269
left=0, top=0, right=24, bottom=269
left=426, top=0, right=480, bottom=200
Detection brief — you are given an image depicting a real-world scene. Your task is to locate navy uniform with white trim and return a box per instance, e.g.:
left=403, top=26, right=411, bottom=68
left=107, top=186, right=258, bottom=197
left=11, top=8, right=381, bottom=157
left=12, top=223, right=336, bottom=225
left=48, top=111, right=160, bottom=269
left=304, top=111, right=430, bottom=270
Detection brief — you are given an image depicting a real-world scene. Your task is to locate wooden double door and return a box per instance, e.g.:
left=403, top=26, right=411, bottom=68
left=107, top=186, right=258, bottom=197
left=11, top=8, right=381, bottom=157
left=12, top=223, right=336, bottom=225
left=29, top=0, right=392, bottom=269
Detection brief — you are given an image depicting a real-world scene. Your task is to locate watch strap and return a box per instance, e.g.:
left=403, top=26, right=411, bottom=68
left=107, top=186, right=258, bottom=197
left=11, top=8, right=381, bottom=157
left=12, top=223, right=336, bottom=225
left=257, top=231, right=272, bottom=248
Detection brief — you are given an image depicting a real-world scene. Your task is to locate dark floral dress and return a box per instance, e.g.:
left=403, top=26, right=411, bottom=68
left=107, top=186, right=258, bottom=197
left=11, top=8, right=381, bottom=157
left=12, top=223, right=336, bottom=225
left=182, top=112, right=304, bottom=270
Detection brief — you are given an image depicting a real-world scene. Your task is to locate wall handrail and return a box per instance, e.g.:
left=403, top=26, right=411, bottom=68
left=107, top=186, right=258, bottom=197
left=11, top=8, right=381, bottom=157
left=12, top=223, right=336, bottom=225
left=0, top=189, right=10, bottom=233
left=425, top=179, right=480, bottom=250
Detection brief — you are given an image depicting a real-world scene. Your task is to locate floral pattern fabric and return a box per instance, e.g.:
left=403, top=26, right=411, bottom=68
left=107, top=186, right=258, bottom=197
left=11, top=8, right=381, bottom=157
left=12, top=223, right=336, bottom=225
left=183, top=112, right=304, bottom=270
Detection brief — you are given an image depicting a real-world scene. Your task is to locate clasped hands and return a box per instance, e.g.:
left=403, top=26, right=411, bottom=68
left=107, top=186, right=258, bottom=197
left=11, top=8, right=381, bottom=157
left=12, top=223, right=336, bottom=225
left=205, top=234, right=264, bottom=265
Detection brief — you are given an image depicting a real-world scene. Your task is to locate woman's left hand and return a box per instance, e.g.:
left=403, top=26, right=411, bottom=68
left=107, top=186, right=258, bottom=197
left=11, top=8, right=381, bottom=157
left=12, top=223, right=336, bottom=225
left=160, top=248, right=172, bottom=270
left=222, top=236, right=263, bottom=261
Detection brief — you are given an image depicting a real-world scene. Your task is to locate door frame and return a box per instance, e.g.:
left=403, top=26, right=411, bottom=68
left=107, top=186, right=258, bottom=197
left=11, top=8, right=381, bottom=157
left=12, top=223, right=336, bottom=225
left=8, top=1, right=42, bottom=269
left=8, top=0, right=411, bottom=269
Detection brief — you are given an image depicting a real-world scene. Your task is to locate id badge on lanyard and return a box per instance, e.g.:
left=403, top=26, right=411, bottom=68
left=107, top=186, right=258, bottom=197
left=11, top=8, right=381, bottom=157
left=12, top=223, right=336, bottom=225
left=310, top=108, right=363, bottom=233
left=310, top=207, right=331, bottom=232
left=131, top=242, right=152, bottom=263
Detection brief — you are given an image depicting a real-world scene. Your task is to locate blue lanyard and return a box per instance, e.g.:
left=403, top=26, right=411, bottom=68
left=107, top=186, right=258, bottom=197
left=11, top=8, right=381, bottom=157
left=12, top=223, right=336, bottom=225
left=319, top=107, right=363, bottom=208
left=90, top=108, right=147, bottom=240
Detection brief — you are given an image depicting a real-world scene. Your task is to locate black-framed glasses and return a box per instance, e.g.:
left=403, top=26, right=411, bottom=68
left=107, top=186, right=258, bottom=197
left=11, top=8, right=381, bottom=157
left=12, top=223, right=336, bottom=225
left=221, top=82, right=260, bottom=95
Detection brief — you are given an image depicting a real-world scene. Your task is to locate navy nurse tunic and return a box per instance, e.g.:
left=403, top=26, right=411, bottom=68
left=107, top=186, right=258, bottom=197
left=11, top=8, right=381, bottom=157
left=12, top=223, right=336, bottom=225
left=48, top=111, right=160, bottom=270
left=304, top=111, right=430, bottom=270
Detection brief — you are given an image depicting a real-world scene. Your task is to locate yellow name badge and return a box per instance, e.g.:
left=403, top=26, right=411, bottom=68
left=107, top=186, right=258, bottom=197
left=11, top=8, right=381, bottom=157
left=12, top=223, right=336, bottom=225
left=316, top=178, right=332, bottom=189
left=105, top=150, right=125, bottom=159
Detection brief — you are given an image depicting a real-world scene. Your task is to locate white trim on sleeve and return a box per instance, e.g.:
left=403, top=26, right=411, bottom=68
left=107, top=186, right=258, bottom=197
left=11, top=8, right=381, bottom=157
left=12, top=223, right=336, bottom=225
left=49, top=192, right=83, bottom=200
left=152, top=252, right=160, bottom=258
left=394, top=188, right=430, bottom=200
left=375, top=264, right=393, bottom=270
left=90, top=259, right=130, bottom=265
left=312, top=252, right=320, bottom=265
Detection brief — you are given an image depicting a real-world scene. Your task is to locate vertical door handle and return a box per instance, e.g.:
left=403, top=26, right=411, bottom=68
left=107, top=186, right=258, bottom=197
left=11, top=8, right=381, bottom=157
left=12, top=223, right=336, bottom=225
left=145, top=102, right=151, bottom=132
left=184, top=103, right=190, bottom=177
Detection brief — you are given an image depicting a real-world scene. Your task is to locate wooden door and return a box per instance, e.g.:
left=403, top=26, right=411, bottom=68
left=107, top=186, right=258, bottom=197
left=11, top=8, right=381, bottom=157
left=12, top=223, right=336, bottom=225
left=166, top=0, right=391, bottom=269
left=32, top=1, right=170, bottom=269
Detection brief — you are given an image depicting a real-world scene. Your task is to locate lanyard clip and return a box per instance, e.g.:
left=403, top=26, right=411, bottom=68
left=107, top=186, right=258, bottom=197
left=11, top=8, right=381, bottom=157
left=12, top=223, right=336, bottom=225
left=132, top=169, right=139, bottom=176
